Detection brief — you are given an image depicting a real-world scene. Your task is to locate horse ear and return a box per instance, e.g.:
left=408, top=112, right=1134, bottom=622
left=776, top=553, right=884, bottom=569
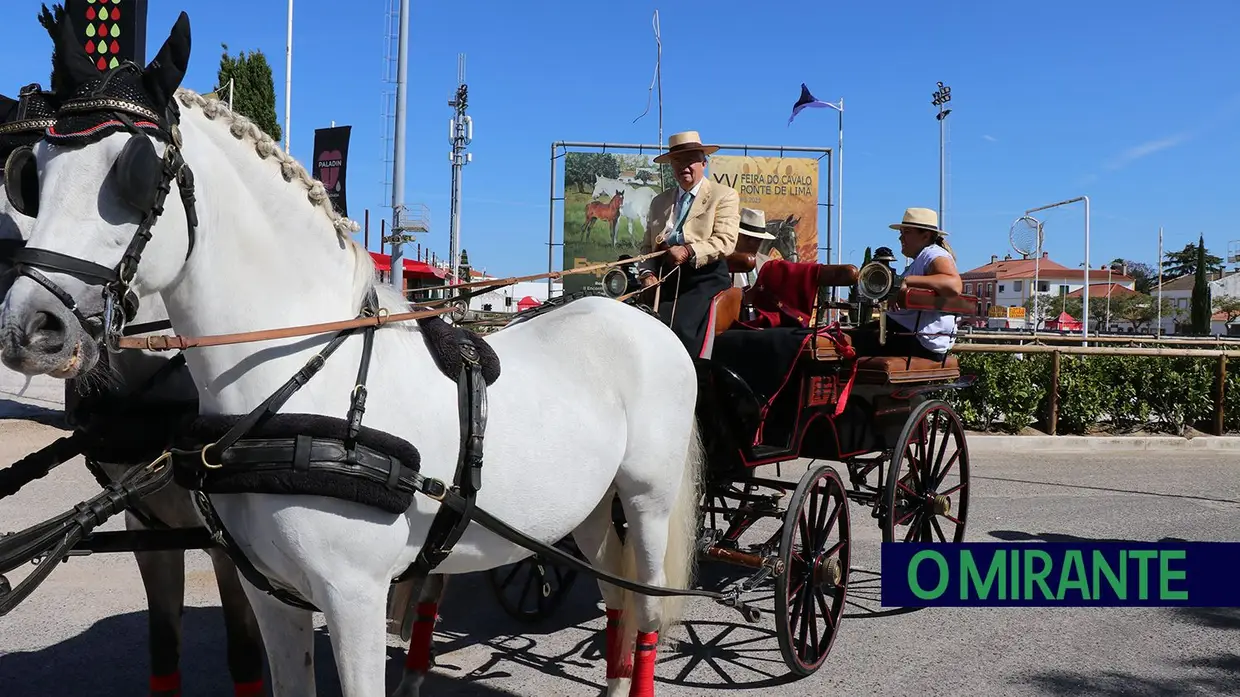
left=142, top=11, right=192, bottom=109
left=54, top=7, right=101, bottom=91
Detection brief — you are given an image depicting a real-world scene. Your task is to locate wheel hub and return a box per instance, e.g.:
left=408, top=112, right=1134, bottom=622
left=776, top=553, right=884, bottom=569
left=812, top=554, right=842, bottom=589
left=933, top=494, right=951, bottom=516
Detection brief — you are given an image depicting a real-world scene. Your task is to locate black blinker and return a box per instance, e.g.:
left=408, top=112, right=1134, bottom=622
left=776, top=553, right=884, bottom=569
left=3, top=145, right=40, bottom=217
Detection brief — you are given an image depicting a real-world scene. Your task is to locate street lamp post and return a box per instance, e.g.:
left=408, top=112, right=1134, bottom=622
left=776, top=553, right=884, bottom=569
left=932, top=81, right=952, bottom=229
left=1027, top=196, right=1091, bottom=345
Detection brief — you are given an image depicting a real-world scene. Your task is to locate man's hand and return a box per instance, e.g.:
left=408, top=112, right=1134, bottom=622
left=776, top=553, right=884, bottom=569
left=640, top=273, right=658, bottom=288
left=668, top=245, right=692, bottom=265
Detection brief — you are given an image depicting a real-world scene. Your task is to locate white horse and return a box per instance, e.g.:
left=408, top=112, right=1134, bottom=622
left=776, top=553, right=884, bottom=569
left=0, top=51, right=265, bottom=697
left=590, top=175, right=626, bottom=200
left=1, top=13, right=703, bottom=697
left=618, top=184, right=658, bottom=246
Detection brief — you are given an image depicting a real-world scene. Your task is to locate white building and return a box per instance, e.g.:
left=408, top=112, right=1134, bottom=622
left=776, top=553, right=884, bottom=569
left=467, top=278, right=562, bottom=314
left=959, top=253, right=1136, bottom=329
left=1149, top=269, right=1240, bottom=336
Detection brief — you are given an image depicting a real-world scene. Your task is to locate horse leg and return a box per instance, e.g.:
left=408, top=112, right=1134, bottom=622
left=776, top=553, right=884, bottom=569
left=615, top=423, right=703, bottom=697
left=206, top=547, right=266, bottom=696
left=572, top=492, right=631, bottom=697
left=129, top=511, right=187, bottom=697
left=391, top=574, right=448, bottom=697
left=241, top=587, right=316, bottom=697
left=313, top=573, right=390, bottom=697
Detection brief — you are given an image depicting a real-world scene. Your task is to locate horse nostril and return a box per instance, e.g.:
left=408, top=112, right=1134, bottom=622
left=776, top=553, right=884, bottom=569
left=25, top=310, right=67, bottom=352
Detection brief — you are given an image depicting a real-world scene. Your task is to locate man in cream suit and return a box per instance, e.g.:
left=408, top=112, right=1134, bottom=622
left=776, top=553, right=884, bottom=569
left=638, top=130, right=741, bottom=355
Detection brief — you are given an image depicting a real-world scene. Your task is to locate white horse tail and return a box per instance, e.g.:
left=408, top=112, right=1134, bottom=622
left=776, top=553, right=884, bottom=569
left=662, top=417, right=705, bottom=629
left=616, top=417, right=705, bottom=651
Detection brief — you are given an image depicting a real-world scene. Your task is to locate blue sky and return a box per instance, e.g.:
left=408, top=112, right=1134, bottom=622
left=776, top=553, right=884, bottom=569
left=2, top=1, right=1239, bottom=279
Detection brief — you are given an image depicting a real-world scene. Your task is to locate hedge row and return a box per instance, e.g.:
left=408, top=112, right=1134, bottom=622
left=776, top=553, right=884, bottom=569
left=942, top=352, right=1240, bottom=436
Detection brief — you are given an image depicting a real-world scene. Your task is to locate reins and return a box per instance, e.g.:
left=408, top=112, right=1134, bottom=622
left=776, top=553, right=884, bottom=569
left=117, top=305, right=457, bottom=352
left=116, top=250, right=676, bottom=352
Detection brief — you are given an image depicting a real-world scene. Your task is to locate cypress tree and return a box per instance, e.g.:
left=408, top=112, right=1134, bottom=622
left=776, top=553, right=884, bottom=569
left=217, top=43, right=282, bottom=143
left=1189, top=234, right=1212, bottom=335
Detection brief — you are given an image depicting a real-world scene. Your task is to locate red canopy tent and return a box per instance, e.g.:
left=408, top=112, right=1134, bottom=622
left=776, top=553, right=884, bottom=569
left=516, top=296, right=541, bottom=311
left=369, top=252, right=447, bottom=282
left=1044, top=311, right=1082, bottom=331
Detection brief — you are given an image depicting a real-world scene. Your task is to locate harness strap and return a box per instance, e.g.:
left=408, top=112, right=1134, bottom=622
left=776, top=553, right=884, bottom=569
left=202, top=324, right=363, bottom=466
left=345, top=289, right=380, bottom=445
left=396, top=337, right=487, bottom=582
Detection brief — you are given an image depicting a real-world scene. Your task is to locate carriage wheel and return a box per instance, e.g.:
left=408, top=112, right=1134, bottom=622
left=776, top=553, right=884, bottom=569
left=774, top=464, right=850, bottom=677
left=881, top=399, right=970, bottom=544
left=487, top=538, right=581, bottom=623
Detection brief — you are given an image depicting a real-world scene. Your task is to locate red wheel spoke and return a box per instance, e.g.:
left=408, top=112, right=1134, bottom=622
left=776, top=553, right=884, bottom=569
left=931, top=516, right=948, bottom=543
left=938, top=482, right=965, bottom=498
left=822, top=539, right=846, bottom=560
left=816, top=588, right=834, bottom=630
left=932, top=450, right=961, bottom=490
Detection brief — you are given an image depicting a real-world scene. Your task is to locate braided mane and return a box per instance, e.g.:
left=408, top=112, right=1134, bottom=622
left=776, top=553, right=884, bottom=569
left=173, top=87, right=361, bottom=239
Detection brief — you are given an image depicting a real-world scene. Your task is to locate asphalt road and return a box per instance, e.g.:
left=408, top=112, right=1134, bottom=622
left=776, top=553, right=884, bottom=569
left=0, top=409, right=1237, bottom=696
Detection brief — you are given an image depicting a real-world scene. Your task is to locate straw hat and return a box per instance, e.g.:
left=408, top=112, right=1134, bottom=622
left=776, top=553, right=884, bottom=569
left=652, top=130, right=720, bottom=164
left=738, top=208, right=775, bottom=239
left=888, top=207, right=948, bottom=235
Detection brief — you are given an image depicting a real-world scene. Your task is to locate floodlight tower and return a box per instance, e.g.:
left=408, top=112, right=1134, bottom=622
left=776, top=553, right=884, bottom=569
left=448, top=54, right=473, bottom=285
left=932, top=81, right=952, bottom=230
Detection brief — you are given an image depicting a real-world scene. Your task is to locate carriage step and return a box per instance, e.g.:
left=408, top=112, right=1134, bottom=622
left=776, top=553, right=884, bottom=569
left=751, top=445, right=796, bottom=462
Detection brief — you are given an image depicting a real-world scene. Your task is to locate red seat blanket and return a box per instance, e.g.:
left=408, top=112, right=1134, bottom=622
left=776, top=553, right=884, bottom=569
left=737, top=259, right=821, bottom=330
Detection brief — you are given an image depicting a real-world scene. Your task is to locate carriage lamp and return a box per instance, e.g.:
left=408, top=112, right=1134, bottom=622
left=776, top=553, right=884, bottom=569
left=856, top=248, right=902, bottom=345
left=602, top=256, right=641, bottom=299
left=602, top=267, right=630, bottom=298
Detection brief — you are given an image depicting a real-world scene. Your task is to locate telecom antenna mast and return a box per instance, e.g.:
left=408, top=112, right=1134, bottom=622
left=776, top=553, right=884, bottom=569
left=448, top=54, right=473, bottom=284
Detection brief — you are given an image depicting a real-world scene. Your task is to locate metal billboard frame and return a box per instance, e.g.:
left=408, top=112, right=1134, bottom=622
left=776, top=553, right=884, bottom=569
left=547, top=140, right=834, bottom=300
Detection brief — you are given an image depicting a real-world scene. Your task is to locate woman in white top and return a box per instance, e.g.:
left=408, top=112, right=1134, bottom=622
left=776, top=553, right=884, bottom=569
left=848, top=207, right=963, bottom=360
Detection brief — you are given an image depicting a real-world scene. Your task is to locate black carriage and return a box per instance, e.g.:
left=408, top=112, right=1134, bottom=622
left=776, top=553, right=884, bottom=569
left=486, top=251, right=981, bottom=677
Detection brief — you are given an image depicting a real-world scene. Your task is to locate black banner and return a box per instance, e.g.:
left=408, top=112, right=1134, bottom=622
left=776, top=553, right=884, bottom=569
left=313, top=126, right=351, bottom=217
left=66, top=0, right=148, bottom=72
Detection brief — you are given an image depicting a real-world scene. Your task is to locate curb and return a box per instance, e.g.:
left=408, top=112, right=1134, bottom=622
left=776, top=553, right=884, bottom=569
left=966, top=434, right=1240, bottom=452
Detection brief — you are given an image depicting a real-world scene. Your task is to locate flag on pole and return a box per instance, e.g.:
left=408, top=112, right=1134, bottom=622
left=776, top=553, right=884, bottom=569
left=789, top=83, right=833, bottom=125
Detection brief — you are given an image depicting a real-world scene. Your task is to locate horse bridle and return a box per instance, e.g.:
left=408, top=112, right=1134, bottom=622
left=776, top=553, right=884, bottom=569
left=2, top=87, right=199, bottom=352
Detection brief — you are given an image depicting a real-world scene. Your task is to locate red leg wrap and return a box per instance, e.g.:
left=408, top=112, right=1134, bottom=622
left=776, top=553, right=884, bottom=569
left=404, top=602, right=439, bottom=673
left=629, top=630, right=658, bottom=697
left=605, top=609, right=632, bottom=679
left=149, top=671, right=180, bottom=696
left=233, top=679, right=264, bottom=697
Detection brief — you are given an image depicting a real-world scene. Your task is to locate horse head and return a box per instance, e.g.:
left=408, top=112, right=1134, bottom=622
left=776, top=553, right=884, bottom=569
left=760, top=214, right=801, bottom=261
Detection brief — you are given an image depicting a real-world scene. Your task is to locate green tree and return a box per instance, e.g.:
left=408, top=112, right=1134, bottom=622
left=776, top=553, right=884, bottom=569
left=1162, top=240, right=1223, bottom=279
left=862, top=247, right=872, bottom=266
left=1213, top=294, right=1240, bottom=326
left=563, top=153, right=621, bottom=194
left=1110, top=258, right=1156, bottom=294
left=217, top=43, right=282, bottom=143
left=1189, top=235, right=1213, bottom=334
left=1023, top=292, right=1081, bottom=328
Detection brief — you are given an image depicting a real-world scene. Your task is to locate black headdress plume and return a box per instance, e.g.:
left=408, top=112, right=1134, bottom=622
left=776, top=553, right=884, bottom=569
left=46, top=10, right=192, bottom=146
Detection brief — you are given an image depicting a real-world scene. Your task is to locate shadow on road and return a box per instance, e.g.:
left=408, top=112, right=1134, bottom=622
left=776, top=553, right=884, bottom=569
left=974, top=474, right=1240, bottom=505
left=1014, top=653, right=1240, bottom=697
left=1010, top=592, right=1240, bottom=695
left=1, top=558, right=918, bottom=695
left=0, top=401, right=67, bottom=428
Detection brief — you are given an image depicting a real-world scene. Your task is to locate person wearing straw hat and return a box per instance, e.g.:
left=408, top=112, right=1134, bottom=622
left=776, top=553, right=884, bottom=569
left=847, top=207, right=963, bottom=360
left=730, top=207, right=775, bottom=288
left=637, top=130, right=741, bottom=355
